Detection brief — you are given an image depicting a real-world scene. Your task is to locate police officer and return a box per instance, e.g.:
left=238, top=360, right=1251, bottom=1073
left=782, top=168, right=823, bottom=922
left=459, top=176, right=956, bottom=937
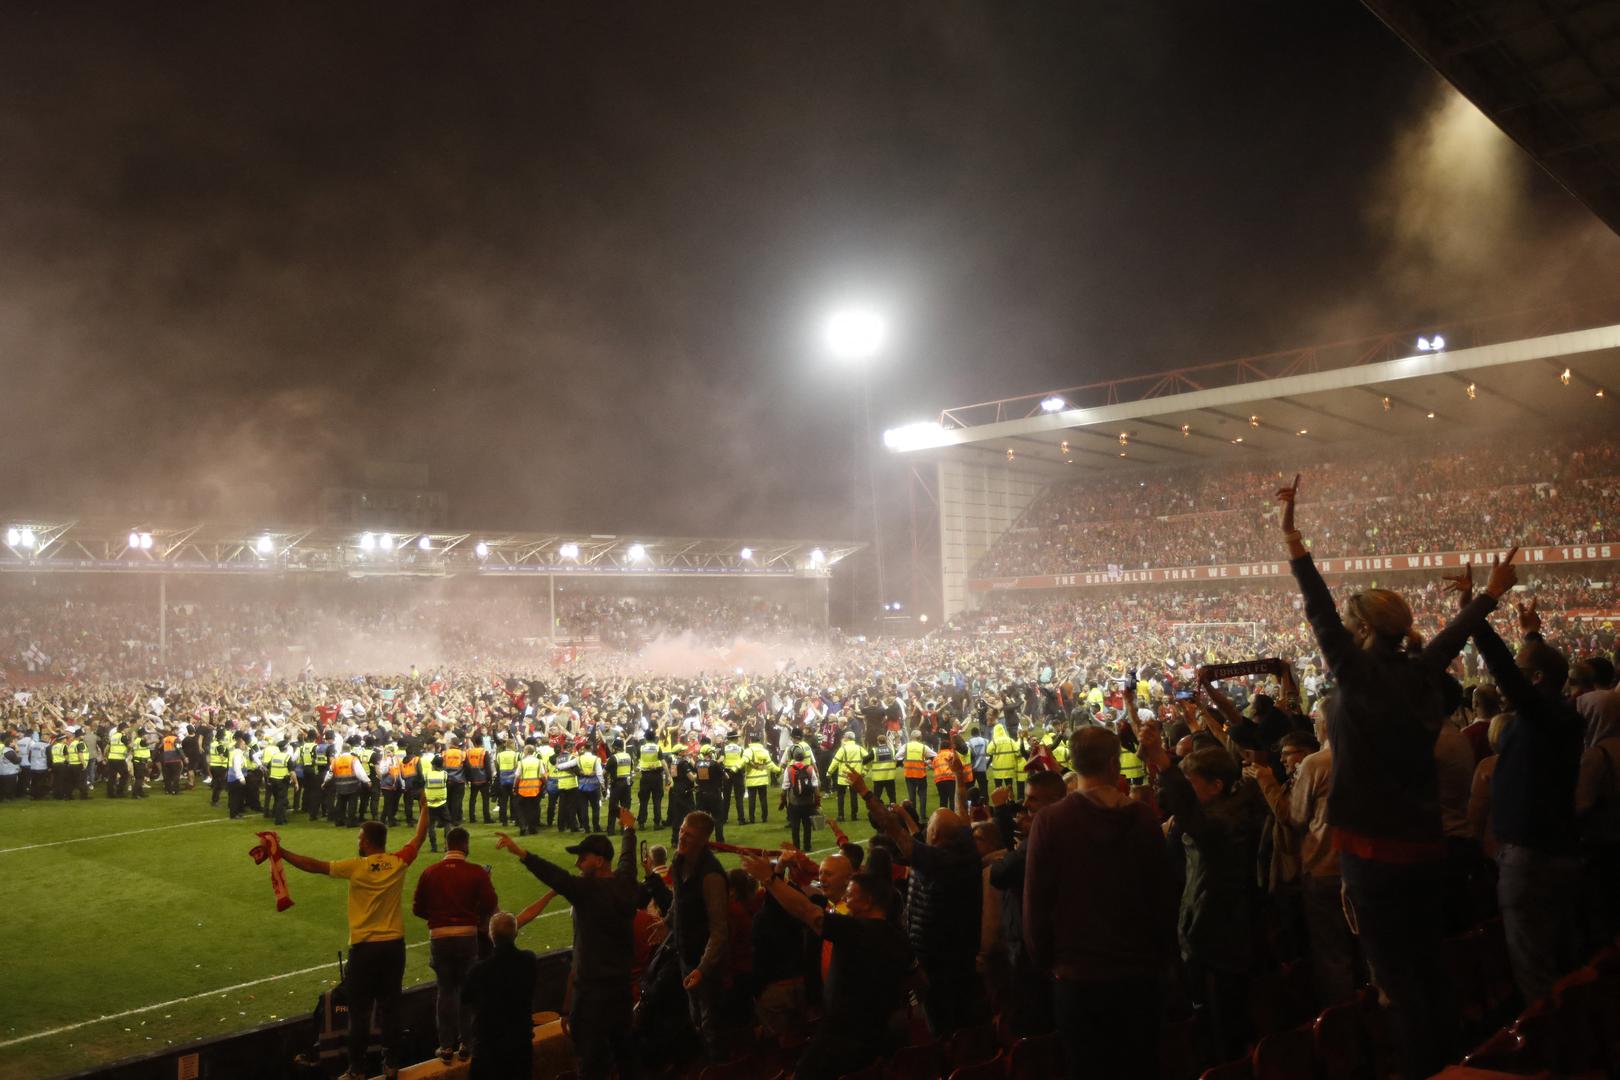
left=988, top=722, right=1020, bottom=794
left=513, top=742, right=544, bottom=836
left=420, top=750, right=449, bottom=853
left=494, top=735, right=520, bottom=826
left=377, top=742, right=402, bottom=825
left=400, top=747, right=423, bottom=825
left=465, top=737, right=493, bottom=824
left=902, top=729, right=935, bottom=817
left=666, top=748, right=697, bottom=850
left=129, top=725, right=150, bottom=798
left=226, top=733, right=250, bottom=819
left=693, top=737, right=728, bottom=843
left=67, top=729, right=91, bottom=799
left=553, top=745, right=582, bottom=832
left=742, top=735, right=775, bottom=823
left=326, top=743, right=368, bottom=827
left=306, top=732, right=331, bottom=821
left=441, top=736, right=467, bottom=826
left=868, top=733, right=900, bottom=806
left=159, top=729, right=184, bottom=795
left=828, top=729, right=868, bottom=821
left=104, top=723, right=130, bottom=798
left=577, top=740, right=603, bottom=833
left=606, top=739, right=635, bottom=835
left=264, top=740, right=293, bottom=825
left=721, top=732, right=745, bottom=824
left=207, top=728, right=231, bottom=805
left=636, top=733, right=666, bottom=828
left=293, top=733, right=315, bottom=813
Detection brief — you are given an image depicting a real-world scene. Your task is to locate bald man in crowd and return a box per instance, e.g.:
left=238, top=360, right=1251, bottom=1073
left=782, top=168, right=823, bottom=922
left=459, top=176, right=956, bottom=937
left=461, top=911, right=539, bottom=1080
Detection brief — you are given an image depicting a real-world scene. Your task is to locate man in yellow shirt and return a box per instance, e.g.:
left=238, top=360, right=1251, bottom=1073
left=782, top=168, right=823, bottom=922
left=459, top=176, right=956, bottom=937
left=279, top=792, right=431, bottom=1080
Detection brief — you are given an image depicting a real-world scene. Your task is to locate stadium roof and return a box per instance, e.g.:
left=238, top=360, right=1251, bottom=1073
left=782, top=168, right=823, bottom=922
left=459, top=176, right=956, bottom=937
left=1362, top=0, right=1620, bottom=237
left=0, top=519, right=862, bottom=579
left=885, top=303, right=1620, bottom=477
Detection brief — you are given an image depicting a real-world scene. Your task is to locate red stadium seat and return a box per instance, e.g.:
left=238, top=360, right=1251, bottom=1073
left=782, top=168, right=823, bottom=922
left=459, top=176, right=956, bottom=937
left=1198, top=1056, right=1253, bottom=1080
left=1251, top=1023, right=1314, bottom=1080
left=1005, top=1032, right=1060, bottom=1080
left=1311, top=998, right=1372, bottom=1080
left=945, top=1053, right=1005, bottom=1080
left=888, top=1040, right=945, bottom=1080
left=1462, top=1026, right=1534, bottom=1072
left=944, top=1022, right=998, bottom=1070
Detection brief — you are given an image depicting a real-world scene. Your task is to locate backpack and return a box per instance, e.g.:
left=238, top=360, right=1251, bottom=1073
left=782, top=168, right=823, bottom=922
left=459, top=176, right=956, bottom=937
left=789, top=762, right=815, bottom=799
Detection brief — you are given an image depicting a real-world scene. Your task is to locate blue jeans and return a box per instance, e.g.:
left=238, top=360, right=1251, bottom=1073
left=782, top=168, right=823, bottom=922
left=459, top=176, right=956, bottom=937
left=429, top=935, right=480, bottom=1049
left=1497, top=844, right=1582, bottom=1006
left=1339, top=852, right=1454, bottom=1080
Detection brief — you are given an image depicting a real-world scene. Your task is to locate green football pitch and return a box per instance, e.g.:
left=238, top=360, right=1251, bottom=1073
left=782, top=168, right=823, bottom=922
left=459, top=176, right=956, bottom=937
left=0, top=785, right=872, bottom=1080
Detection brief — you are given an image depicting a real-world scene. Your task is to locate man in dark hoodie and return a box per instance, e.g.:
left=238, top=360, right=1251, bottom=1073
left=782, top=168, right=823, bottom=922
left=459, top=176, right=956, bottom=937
left=1026, top=726, right=1174, bottom=1080
left=988, top=770, right=1066, bottom=1037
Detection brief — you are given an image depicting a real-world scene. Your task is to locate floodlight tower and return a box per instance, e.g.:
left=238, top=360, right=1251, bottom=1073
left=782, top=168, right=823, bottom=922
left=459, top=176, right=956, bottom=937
left=822, top=305, right=890, bottom=623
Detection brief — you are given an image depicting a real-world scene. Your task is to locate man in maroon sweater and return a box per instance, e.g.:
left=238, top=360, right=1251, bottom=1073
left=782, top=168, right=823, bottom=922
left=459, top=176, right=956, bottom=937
left=1024, top=727, right=1175, bottom=1080
left=412, top=826, right=499, bottom=1063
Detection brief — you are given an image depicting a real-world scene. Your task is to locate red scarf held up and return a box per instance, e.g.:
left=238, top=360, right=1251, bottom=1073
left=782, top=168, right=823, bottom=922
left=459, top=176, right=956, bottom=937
left=249, top=831, right=294, bottom=912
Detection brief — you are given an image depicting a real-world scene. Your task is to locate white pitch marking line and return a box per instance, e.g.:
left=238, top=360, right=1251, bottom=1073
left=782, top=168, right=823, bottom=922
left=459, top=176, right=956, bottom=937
left=0, top=816, right=232, bottom=854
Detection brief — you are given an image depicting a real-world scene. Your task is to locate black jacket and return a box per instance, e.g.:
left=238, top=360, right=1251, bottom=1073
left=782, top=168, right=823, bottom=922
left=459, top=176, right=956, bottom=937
left=1477, top=624, right=1582, bottom=853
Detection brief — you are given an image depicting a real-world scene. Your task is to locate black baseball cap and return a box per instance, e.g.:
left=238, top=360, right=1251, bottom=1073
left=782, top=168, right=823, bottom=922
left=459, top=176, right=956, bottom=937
left=566, top=834, right=614, bottom=859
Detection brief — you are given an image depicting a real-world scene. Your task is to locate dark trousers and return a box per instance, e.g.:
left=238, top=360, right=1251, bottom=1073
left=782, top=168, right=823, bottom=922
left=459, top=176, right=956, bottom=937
left=227, top=781, right=246, bottom=818
left=0, top=773, right=17, bottom=800
left=427, top=805, right=449, bottom=851
left=332, top=789, right=360, bottom=827
left=292, top=773, right=305, bottom=811
left=403, top=784, right=419, bottom=824
left=429, top=935, right=479, bottom=1050
left=446, top=781, right=464, bottom=824
left=696, top=792, right=725, bottom=843
left=729, top=776, right=746, bottom=823
left=935, top=779, right=956, bottom=813
left=246, top=775, right=262, bottom=811
left=1302, top=873, right=1357, bottom=1006
left=105, top=761, right=129, bottom=798
left=580, top=786, right=601, bottom=831
left=835, top=784, right=854, bottom=820
left=637, top=779, right=664, bottom=827
left=1497, top=843, right=1582, bottom=1007
left=268, top=778, right=290, bottom=825
left=558, top=789, right=580, bottom=832
left=209, top=765, right=227, bottom=803
left=131, top=764, right=146, bottom=797
left=874, top=778, right=897, bottom=805
left=516, top=795, right=540, bottom=835
left=746, top=784, right=770, bottom=823
left=1340, top=850, right=1455, bottom=1080
left=495, top=780, right=513, bottom=824
left=787, top=802, right=815, bottom=851
left=1053, top=976, right=1161, bottom=1080
left=919, top=953, right=981, bottom=1038
left=345, top=938, right=406, bottom=1073
left=382, top=787, right=401, bottom=824
left=31, top=770, right=49, bottom=798
left=546, top=789, right=559, bottom=826
left=905, top=776, right=929, bottom=817
left=162, top=761, right=181, bottom=794
left=572, top=979, right=639, bottom=1080
left=667, top=795, right=694, bottom=848
left=606, top=782, right=632, bottom=833
left=467, top=782, right=491, bottom=822
left=307, top=776, right=325, bottom=820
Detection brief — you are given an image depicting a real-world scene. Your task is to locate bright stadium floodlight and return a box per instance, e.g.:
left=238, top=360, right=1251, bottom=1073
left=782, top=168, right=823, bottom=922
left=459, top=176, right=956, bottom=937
left=380, top=533, right=395, bottom=552
left=559, top=542, right=580, bottom=560
left=256, top=535, right=274, bottom=556
left=1040, top=396, right=1066, bottom=413
left=882, top=421, right=946, bottom=451
left=1417, top=337, right=1431, bottom=351
left=139, top=532, right=154, bottom=550
left=128, top=531, right=140, bottom=549
left=474, top=540, right=490, bottom=559
left=19, top=528, right=35, bottom=549
left=822, top=306, right=887, bottom=361
left=4, top=526, right=18, bottom=547
left=627, top=543, right=647, bottom=562
left=919, top=613, right=929, bottom=624
left=417, top=535, right=432, bottom=551
left=360, top=532, right=377, bottom=551
left=739, top=546, right=753, bottom=561
left=809, top=547, right=826, bottom=566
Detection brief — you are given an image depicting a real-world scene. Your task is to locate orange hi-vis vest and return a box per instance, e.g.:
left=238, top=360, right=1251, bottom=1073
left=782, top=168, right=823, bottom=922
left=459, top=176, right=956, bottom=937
left=467, top=747, right=486, bottom=768
left=401, top=758, right=419, bottom=779
left=515, top=757, right=543, bottom=798
left=443, top=747, right=465, bottom=770
left=331, top=755, right=355, bottom=778
left=903, top=741, right=930, bottom=780
left=933, top=749, right=960, bottom=783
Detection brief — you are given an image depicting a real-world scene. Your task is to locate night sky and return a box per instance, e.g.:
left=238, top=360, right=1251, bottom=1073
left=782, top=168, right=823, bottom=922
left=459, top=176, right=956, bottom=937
left=3, top=2, right=1618, bottom=538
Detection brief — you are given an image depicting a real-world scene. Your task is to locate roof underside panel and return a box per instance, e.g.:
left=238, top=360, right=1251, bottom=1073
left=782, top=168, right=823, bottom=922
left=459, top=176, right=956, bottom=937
left=1362, top=0, right=1620, bottom=235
